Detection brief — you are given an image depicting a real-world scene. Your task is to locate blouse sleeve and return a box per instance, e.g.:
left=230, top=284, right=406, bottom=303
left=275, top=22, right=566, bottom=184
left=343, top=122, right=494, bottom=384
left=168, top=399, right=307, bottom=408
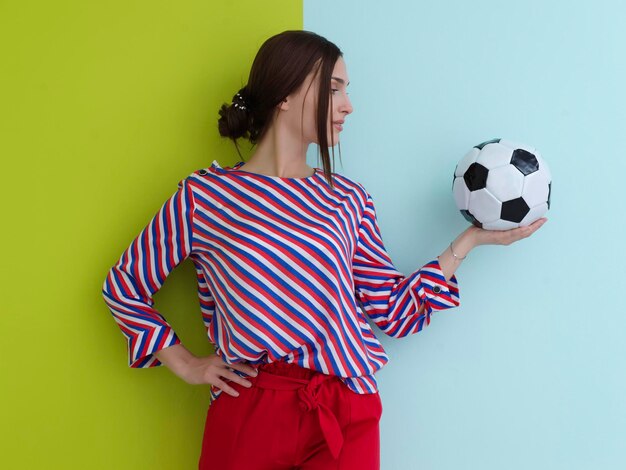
left=352, top=191, right=461, bottom=338
left=101, top=177, right=196, bottom=367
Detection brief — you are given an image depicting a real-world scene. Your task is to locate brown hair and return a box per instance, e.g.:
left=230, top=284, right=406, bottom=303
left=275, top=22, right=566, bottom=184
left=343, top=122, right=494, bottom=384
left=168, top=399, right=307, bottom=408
left=217, top=30, right=344, bottom=188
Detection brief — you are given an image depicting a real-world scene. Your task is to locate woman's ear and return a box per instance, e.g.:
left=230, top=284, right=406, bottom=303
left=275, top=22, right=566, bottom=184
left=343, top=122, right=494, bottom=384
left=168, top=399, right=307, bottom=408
left=277, top=98, right=289, bottom=111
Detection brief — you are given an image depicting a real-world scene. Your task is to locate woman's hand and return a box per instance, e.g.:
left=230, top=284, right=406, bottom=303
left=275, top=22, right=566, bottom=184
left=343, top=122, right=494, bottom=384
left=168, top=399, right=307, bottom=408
left=180, top=353, right=259, bottom=397
left=466, top=217, right=548, bottom=248
left=435, top=217, right=548, bottom=290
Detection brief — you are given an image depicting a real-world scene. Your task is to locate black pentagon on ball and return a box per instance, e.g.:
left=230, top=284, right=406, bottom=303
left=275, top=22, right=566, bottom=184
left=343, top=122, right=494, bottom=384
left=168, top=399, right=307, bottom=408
left=463, top=162, right=489, bottom=191
left=474, top=138, right=501, bottom=150
left=547, top=182, right=552, bottom=209
left=501, top=197, right=530, bottom=223
left=511, top=149, right=539, bottom=176
left=460, top=209, right=482, bottom=228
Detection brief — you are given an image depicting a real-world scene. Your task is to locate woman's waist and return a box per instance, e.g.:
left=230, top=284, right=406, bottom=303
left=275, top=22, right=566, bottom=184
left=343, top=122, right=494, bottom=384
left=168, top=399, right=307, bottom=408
left=256, top=359, right=323, bottom=381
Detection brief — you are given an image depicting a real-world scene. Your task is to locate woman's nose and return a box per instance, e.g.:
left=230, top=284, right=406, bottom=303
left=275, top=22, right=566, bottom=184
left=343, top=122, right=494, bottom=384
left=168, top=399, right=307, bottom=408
left=343, top=97, right=353, bottom=115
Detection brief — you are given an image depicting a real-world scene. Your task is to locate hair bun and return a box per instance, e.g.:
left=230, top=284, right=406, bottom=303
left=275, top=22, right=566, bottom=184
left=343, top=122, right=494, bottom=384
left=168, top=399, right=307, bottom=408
left=217, top=86, right=252, bottom=141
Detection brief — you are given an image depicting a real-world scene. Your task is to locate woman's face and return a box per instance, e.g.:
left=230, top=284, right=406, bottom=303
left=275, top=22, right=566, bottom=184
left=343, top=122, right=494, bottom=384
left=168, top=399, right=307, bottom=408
left=284, top=56, right=353, bottom=147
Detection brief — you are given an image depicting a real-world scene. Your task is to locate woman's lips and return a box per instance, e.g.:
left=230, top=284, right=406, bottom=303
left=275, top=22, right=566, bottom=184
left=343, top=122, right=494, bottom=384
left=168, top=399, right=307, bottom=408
left=333, top=123, right=343, bottom=131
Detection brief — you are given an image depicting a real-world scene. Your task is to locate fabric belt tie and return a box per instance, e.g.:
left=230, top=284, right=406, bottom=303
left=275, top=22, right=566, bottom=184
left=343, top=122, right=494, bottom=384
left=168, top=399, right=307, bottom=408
left=254, top=369, right=344, bottom=460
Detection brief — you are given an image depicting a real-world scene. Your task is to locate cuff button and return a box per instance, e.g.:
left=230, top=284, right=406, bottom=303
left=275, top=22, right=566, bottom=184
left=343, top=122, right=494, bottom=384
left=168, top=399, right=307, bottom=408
left=433, top=285, right=442, bottom=294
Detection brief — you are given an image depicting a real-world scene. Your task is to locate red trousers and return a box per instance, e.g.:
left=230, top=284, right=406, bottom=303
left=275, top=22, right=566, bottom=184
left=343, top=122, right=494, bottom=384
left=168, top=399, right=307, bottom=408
left=198, top=360, right=382, bottom=469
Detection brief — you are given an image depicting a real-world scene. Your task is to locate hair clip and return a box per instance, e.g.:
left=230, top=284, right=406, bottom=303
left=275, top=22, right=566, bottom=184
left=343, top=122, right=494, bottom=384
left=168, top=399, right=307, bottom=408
left=233, top=92, right=247, bottom=110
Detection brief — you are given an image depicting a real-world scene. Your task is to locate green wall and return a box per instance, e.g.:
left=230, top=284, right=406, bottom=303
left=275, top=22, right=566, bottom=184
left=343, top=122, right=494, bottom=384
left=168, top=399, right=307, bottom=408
left=0, top=1, right=302, bottom=468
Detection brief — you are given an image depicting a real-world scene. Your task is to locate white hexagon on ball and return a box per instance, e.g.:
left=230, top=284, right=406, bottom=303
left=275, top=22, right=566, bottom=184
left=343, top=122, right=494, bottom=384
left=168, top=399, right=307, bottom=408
left=468, top=188, right=501, bottom=224
left=486, top=165, right=524, bottom=202
left=475, top=143, right=513, bottom=170
left=452, top=177, right=471, bottom=210
left=522, top=170, right=550, bottom=208
left=482, top=218, right=521, bottom=231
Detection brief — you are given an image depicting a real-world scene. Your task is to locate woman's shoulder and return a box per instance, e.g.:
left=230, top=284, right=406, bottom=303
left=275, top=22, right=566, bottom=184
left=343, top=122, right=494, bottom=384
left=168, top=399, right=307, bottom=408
left=189, top=160, right=220, bottom=179
left=175, top=161, right=221, bottom=186
left=330, top=171, right=369, bottom=200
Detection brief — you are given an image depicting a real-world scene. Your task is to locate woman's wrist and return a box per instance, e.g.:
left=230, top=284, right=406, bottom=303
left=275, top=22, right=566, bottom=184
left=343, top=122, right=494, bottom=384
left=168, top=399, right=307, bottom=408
left=437, top=229, right=475, bottom=281
left=451, top=228, right=476, bottom=259
left=449, top=241, right=467, bottom=260
left=154, top=343, right=197, bottom=379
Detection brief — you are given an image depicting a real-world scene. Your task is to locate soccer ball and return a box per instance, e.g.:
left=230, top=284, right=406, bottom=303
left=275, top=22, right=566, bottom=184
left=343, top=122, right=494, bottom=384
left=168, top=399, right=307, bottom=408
left=452, top=138, right=552, bottom=230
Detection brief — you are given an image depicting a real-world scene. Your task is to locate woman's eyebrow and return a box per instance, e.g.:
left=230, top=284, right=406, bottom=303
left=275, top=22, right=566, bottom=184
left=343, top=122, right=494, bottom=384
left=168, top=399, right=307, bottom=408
left=331, top=77, right=350, bottom=86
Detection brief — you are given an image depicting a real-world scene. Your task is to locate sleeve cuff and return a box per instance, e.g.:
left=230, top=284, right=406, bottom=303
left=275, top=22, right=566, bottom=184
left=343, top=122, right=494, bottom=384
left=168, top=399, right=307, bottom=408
left=127, top=326, right=182, bottom=368
left=409, top=258, right=461, bottom=325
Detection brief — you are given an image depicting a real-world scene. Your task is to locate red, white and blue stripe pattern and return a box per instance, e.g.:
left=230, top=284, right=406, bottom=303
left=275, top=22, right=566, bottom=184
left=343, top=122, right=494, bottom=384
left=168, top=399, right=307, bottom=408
left=102, top=160, right=461, bottom=402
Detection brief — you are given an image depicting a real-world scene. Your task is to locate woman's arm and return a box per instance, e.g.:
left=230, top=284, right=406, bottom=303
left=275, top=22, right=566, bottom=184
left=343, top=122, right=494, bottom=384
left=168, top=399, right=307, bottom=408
left=353, top=191, right=461, bottom=337
left=101, top=177, right=196, bottom=368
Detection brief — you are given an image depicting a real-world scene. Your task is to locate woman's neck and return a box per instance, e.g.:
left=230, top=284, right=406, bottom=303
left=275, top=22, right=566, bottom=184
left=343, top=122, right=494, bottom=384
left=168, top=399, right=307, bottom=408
left=242, top=125, right=313, bottom=178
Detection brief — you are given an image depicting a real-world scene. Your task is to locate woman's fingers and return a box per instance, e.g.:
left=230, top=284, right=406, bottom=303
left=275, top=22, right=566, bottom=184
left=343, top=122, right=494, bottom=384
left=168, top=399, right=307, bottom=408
left=501, top=218, right=547, bottom=245
left=214, top=361, right=258, bottom=397
left=223, top=368, right=254, bottom=388
left=227, top=361, right=259, bottom=378
left=212, top=377, right=242, bottom=397
left=476, top=217, right=547, bottom=246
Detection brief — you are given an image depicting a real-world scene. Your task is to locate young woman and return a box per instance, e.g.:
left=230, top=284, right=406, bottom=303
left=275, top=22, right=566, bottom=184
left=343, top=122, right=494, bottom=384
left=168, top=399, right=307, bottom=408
left=101, top=30, right=547, bottom=470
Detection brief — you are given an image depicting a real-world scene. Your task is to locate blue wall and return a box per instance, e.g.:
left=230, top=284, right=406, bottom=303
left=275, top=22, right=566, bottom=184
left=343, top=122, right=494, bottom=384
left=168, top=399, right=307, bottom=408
left=306, top=1, right=626, bottom=468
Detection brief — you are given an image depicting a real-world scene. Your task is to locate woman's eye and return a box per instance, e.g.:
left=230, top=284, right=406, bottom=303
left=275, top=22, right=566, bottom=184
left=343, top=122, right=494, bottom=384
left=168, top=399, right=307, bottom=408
left=331, top=89, right=349, bottom=97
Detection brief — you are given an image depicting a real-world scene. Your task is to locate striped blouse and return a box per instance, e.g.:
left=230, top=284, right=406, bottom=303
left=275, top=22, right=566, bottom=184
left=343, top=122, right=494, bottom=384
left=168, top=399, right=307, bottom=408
left=101, top=159, right=461, bottom=402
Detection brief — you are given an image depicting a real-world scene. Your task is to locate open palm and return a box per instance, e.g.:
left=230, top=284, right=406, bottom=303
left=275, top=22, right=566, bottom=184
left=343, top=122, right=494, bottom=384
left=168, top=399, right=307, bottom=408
left=467, top=217, right=548, bottom=247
